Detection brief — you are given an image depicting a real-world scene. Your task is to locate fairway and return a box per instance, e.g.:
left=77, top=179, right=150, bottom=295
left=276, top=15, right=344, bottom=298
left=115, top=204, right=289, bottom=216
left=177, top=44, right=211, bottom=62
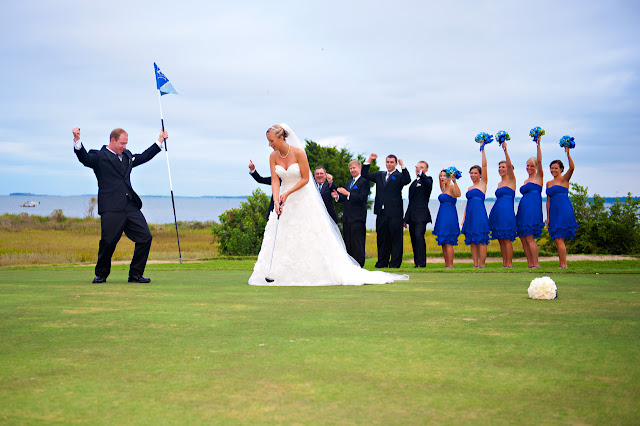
left=1, top=265, right=639, bottom=424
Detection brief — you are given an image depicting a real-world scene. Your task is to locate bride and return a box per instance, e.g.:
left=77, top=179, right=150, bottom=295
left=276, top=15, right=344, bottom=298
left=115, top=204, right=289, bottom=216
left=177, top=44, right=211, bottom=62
left=248, top=123, right=409, bottom=286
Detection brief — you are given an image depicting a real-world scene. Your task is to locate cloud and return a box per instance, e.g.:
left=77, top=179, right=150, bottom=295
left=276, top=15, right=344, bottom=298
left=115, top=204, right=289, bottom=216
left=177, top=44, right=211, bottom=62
left=0, top=0, right=639, bottom=199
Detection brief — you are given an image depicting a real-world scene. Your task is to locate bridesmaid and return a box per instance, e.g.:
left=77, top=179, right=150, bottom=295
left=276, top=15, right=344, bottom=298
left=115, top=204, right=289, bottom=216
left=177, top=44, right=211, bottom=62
left=546, top=146, right=578, bottom=268
left=461, top=148, right=490, bottom=267
left=489, top=141, right=517, bottom=267
left=433, top=168, right=461, bottom=268
left=516, top=136, right=544, bottom=268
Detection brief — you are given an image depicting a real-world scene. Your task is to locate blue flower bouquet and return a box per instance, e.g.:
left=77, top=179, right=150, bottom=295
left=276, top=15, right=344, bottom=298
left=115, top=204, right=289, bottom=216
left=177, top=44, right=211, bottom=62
left=475, top=132, right=493, bottom=151
left=529, top=126, right=545, bottom=141
left=495, top=130, right=510, bottom=146
left=445, top=166, right=462, bottom=180
left=559, top=135, right=575, bottom=149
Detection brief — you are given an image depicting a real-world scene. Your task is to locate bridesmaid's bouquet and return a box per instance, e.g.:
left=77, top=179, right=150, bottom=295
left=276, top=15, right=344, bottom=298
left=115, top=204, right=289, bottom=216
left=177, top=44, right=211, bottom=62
left=495, top=130, right=510, bottom=146
left=528, top=276, right=557, bottom=300
left=559, top=135, right=576, bottom=149
left=445, top=167, right=462, bottom=179
left=529, top=126, right=545, bottom=141
left=475, top=132, right=493, bottom=151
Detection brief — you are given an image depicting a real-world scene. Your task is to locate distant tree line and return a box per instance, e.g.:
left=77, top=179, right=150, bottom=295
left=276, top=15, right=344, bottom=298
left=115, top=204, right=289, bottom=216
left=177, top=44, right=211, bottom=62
left=541, top=183, right=640, bottom=254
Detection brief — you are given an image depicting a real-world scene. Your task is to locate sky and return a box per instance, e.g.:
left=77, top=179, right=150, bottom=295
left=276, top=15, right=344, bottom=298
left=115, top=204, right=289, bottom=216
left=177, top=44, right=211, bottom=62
left=1, top=0, right=638, bottom=199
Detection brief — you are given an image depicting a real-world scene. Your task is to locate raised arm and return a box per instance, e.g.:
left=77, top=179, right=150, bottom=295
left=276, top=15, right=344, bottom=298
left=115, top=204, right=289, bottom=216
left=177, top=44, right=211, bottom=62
left=481, top=147, right=488, bottom=188
left=249, top=161, right=272, bottom=185
left=535, top=137, right=544, bottom=182
left=502, top=141, right=516, bottom=178
left=399, top=158, right=411, bottom=185
left=503, top=142, right=516, bottom=185
left=72, top=127, right=96, bottom=169
left=451, top=176, right=461, bottom=198
left=563, top=147, right=575, bottom=183
left=360, top=153, right=378, bottom=182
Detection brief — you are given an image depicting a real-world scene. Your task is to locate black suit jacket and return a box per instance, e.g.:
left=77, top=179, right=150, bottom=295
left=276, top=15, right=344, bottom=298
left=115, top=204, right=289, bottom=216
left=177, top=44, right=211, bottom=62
left=404, top=173, right=433, bottom=224
left=361, top=164, right=411, bottom=217
left=337, top=176, right=370, bottom=224
left=75, top=144, right=161, bottom=214
left=250, top=169, right=271, bottom=186
left=250, top=169, right=278, bottom=214
left=316, top=181, right=339, bottom=223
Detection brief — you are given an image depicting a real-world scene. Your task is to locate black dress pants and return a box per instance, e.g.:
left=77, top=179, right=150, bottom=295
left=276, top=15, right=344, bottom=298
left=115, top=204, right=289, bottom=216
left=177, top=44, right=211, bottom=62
left=409, top=222, right=427, bottom=267
left=375, top=212, right=404, bottom=268
left=95, top=200, right=152, bottom=278
left=343, top=221, right=366, bottom=267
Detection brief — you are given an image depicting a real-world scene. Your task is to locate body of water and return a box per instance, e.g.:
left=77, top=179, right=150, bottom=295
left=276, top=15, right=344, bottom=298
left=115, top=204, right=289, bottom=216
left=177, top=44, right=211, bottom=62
left=1, top=194, right=540, bottom=230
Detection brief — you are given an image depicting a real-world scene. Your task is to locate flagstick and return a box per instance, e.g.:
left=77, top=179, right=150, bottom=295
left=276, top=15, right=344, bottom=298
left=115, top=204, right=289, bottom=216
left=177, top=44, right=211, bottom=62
left=157, top=90, right=183, bottom=264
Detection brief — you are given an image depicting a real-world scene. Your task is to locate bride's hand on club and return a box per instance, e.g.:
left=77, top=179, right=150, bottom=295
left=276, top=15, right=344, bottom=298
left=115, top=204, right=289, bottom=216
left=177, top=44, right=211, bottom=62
left=279, top=193, right=289, bottom=208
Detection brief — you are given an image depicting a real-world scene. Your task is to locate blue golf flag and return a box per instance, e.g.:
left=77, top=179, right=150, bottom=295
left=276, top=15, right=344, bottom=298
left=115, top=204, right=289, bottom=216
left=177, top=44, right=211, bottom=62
left=154, top=63, right=178, bottom=95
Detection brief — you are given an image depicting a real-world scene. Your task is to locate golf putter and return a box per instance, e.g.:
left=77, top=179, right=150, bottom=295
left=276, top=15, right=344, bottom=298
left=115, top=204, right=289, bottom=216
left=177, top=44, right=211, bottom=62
left=265, top=203, right=283, bottom=282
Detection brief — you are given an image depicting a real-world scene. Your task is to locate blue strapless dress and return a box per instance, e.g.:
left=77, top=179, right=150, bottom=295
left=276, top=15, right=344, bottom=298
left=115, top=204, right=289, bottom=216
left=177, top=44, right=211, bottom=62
left=546, top=185, right=578, bottom=240
left=489, top=187, right=516, bottom=241
left=433, top=193, right=460, bottom=246
left=516, top=182, right=544, bottom=238
left=461, top=188, right=489, bottom=245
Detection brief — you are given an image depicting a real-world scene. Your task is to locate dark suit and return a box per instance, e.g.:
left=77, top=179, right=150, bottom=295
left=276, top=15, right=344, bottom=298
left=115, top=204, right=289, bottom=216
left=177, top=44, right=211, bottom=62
left=250, top=169, right=275, bottom=218
left=315, top=180, right=339, bottom=223
left=337, top=176, right=370, bottom=267
left=362, top=164, right=411, bottom=268
left=75, top=143, right=161, bottom=279
left=403, top=173, right=433, bottom=267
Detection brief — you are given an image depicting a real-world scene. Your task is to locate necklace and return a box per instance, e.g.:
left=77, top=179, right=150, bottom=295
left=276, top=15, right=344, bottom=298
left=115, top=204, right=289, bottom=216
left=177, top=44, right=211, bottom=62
left=278, top=144, right=291, bottom=158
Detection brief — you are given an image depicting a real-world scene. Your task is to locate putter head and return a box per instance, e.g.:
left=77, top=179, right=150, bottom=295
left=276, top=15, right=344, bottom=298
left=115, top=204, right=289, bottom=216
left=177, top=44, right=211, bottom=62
left=265, top=277, right=275, bottom=283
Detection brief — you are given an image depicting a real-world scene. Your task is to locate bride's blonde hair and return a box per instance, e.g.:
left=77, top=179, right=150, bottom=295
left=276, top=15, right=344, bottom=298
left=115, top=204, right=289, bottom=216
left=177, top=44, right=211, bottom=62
left=267, top=124, right=289, bottom=140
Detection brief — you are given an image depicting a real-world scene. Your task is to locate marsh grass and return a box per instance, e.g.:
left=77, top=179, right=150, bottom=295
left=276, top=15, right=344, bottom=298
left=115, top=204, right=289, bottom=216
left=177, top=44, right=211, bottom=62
left=0, top=266, right=638, bottom=423
left=0, top=214, right=217, bottom=266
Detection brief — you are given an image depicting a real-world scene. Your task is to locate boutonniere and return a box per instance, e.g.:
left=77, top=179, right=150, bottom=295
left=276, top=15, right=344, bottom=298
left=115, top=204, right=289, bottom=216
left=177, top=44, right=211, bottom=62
left=391, top=175, right=396, bottom=180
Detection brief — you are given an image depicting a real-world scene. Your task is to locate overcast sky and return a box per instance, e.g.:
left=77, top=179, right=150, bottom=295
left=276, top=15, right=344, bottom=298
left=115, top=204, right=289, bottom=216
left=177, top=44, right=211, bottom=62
left=1, top=0, right=638, bottom=198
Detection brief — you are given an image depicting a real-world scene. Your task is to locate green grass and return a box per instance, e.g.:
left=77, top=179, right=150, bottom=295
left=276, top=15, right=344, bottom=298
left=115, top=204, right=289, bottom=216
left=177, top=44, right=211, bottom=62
left=1, top=263, right=639, bottom=423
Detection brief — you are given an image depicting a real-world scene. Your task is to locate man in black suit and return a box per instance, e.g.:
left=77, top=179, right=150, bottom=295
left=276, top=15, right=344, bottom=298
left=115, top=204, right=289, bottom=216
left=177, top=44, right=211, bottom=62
left=333, top=160, right=370, bottom=267
left=248, top=160, right=275, bottom=217
left=403, top=161, right=433, bottom=268
left=313, top=167, right=339, bottom=223
left=73, top=127, right=166, bottom=284
left=362, top=153, right=411, bottom=268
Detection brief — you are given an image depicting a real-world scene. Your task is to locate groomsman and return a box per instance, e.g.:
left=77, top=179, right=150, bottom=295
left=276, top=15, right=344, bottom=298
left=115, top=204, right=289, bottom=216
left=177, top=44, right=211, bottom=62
left=333, top=160, right=370, bottom=267
left=313, top=167, right=339, bottom=223
left=248, top=160, right=275, bottom=217
left=362, top=153, right=411, bottom=268
left=403, top=161, right=433, bottom=268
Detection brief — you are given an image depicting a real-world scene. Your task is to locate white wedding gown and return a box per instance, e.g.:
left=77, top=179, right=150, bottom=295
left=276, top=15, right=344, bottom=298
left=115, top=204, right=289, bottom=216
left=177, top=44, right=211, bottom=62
left=248, top=163, right=409, bottom=286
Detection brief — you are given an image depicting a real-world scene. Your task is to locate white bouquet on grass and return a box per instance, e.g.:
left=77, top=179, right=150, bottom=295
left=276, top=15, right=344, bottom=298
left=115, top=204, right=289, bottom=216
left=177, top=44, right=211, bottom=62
left=528, top=277, right=557, bottom=300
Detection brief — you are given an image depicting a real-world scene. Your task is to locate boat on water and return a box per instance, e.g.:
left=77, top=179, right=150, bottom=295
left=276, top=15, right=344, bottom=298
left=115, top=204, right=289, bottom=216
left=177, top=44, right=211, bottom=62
left=20, top=201, right=40, bottom=207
